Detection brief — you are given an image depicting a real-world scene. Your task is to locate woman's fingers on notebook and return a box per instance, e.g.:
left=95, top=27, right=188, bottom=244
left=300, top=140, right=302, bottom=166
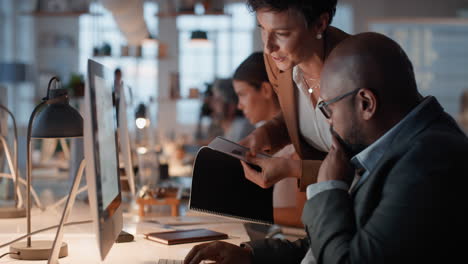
left=244, top=154, right=269, bottom=165
left=241, top=161, right=269, bottom=189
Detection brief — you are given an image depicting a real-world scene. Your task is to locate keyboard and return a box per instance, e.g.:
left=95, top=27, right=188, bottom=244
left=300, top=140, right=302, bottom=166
left=158, top=259, right=183, bottom=264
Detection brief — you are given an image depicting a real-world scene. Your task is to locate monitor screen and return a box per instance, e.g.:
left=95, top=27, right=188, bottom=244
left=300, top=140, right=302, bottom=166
left=85, top=59, right=123, bottom=260
left=94, top=75, right=120, bottom=208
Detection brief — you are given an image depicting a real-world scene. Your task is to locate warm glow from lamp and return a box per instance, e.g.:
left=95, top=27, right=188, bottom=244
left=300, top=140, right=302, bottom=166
left=135, top=118, right=148, bottom=129
left=137, top=146, right=148, bottom=154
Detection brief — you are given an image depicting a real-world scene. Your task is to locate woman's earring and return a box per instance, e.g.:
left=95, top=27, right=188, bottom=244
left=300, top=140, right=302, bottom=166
left=316, top=33, right=323, bottom=40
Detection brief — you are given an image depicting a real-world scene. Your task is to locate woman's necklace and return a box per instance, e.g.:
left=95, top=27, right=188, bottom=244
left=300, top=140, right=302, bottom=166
left=302, top=76, right=320, bottom=94
left=302, top=31, right=327, bottom=95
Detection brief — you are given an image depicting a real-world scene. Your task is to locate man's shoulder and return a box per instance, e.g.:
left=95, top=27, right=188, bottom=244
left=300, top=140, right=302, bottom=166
left=389, top=117, right=468, bottom=177
left=410, top=116, right=468, bottom=155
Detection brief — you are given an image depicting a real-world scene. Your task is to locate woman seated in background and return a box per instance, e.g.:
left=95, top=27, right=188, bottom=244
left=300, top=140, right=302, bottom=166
left=233, top=52, right=306, bottom=228
left=211, top=78, right=254, bottom=142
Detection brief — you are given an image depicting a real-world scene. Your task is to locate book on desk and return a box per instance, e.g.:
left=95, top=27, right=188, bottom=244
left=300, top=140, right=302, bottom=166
left=145, top=228, right=228, bottom=245
left=189, top=137, right=274, bottom=225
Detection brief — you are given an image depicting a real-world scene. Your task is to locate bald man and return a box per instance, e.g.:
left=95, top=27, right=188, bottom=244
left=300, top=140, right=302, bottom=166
left=300, top=32, right=468, bottom=263
left=184, top=33, right=468, bottom=264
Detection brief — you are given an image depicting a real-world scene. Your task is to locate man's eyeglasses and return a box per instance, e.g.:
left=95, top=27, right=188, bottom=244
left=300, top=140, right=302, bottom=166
left=318, top=88, right=361, bottom=119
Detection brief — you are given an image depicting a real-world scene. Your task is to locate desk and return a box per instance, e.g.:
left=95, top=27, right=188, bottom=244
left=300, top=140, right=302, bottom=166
left=0, top=202, right=250, bottom=263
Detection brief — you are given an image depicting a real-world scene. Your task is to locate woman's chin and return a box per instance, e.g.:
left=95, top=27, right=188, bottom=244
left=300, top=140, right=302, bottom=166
left=274, top=61, right=294, bottom=72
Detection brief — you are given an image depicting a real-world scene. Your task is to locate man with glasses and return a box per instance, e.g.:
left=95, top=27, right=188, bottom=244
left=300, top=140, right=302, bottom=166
left=299, top=32, right=468, bottom=263
left=184, top=32, right=468, bottom=264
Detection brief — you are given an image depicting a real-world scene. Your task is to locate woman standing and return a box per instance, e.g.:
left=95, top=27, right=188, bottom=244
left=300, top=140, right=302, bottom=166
left=240, top=0, right=350, bottom=193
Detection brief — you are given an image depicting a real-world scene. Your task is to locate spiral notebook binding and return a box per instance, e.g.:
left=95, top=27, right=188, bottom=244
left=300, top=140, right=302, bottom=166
left=190, top=206, right=273, bottom=225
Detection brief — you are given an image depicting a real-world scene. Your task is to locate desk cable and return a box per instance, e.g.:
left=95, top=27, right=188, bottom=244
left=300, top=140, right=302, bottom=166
left=0, top=219, right=92, bottom=250
left=0, top=251, right=20, bottom=259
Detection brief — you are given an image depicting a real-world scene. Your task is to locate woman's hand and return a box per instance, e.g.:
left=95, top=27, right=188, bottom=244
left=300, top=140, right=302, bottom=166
left=241, top=156, right=301, bottom=189
left=239, top=126, right=272, bottom=156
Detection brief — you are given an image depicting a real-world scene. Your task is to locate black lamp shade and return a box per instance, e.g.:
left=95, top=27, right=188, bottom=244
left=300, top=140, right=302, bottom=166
left=190, top=30, right=208, bottom=41
left=31, top=89, right=83, bottom=138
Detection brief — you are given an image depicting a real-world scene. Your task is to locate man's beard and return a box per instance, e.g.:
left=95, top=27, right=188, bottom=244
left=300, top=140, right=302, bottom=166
left=330, top=126, right=368, bottom=158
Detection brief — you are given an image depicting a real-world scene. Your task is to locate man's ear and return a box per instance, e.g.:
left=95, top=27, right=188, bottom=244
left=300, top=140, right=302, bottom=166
left=260, top=81, right=274, bottom=99
left=357, top=89, right=377, bottom=121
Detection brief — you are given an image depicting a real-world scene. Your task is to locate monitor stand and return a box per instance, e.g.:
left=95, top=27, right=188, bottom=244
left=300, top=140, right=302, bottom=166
left=116, top=230, right=134, bottom=243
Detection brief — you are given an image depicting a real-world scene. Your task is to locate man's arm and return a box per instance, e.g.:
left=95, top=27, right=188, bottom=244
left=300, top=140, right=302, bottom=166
left=242, top=237, right=309, bottom=264
left=302, top=140, right=468, bottom=263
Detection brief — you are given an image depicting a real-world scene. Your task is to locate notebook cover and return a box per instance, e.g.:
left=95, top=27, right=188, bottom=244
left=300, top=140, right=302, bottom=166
left=189, top=146, right=274, bottom=225
left=145, top=228, right=228, bottom=245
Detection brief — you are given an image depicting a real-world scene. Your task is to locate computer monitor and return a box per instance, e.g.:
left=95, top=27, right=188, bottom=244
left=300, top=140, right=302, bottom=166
left=116, top=82, right=136, bottom=196
left=84, top=59, right=123, bottom=260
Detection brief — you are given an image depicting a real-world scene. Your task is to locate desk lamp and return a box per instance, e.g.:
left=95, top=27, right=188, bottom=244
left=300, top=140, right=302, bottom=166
left=0, top=104, right=25, bottom=218
left=10, top=76, right=83, bottom=260
left=135, top=102, right=149, bottom=129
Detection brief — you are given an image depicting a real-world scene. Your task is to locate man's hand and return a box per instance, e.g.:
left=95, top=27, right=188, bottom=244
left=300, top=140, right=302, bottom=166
left=240, top=156, right=300, bottom=189
left=184, top=241, right=253, bottom=264
left=239, top=126, right=272, bottom=156
left=317, top=135, right=354, bottom=184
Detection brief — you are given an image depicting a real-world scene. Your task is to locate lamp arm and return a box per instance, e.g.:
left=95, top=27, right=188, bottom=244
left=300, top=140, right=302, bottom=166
left=0, top=105, right=19, bottom=206
left=26, top=101, right=46, bottom=247
left=48, top=159, right=86, bottom=264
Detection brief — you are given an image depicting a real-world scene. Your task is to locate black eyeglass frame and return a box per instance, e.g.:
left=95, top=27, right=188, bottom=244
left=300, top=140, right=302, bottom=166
left=318, top=88, right=361, bottom=119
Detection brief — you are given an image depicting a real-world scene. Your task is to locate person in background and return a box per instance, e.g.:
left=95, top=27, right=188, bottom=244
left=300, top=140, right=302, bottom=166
left=194, top=83, right=224, bottom=145
left=233, top=52, right=305, bottom=227
left=184, top=32, right=468, bottom=264
left=114, top=68, right=122, bottom=84
left=238, top=0, right=350, bottom=195
left=457, top=90, right=468, bottom=134
left=233, top=52, right=280, bottom=127
left=113, top=67, right=123, bottom=116
left=211, top=78, right=254, bottom=142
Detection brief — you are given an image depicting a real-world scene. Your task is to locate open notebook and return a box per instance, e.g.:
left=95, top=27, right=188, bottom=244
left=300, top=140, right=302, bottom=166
left=189, top=137, right=274, bottom=225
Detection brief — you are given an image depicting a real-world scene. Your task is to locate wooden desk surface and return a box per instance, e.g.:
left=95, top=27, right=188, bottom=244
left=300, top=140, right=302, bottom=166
left=0, top=202, right=250, bottom=263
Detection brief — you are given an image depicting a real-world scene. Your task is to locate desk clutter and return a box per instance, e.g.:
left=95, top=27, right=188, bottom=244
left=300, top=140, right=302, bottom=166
left=136, top=185, right=185, bottom=217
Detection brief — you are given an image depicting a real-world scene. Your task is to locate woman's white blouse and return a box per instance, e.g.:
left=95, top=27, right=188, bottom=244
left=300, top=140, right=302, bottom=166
left=293, top=66, right=332, bottom=153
